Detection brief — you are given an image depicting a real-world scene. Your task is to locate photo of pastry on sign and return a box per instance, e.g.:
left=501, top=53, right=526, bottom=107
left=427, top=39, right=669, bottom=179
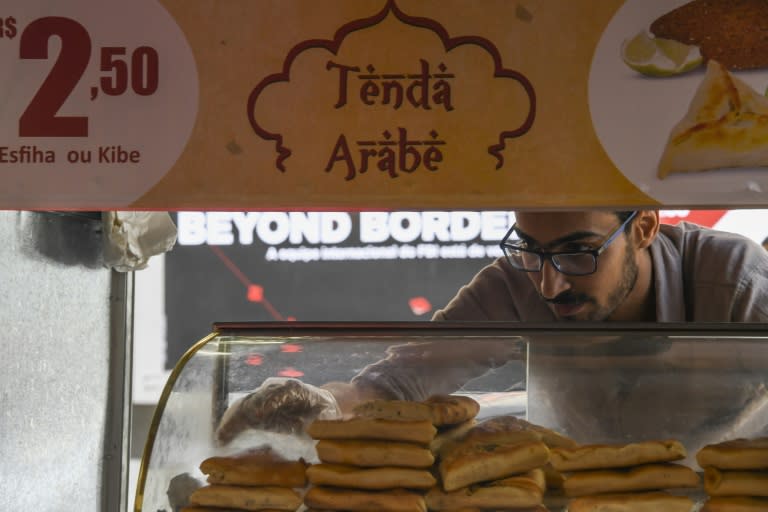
left=589, top=0, right=768, bottom=205
left=657, top=60, right=768, bottom=180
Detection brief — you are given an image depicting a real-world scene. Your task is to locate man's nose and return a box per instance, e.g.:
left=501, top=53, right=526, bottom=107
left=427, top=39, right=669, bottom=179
left=538, top=259, right=570, bottom=299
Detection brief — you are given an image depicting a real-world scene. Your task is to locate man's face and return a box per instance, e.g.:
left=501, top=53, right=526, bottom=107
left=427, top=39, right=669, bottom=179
left=513, top=211, right=638, bottom=321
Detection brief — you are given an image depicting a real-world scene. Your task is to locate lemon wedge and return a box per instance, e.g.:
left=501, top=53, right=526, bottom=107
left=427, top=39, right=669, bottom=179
left=621, top=31, right=703, bottom=77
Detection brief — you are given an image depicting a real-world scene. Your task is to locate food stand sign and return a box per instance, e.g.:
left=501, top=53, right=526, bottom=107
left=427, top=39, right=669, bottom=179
left=1, top=0, right=767, bottom=210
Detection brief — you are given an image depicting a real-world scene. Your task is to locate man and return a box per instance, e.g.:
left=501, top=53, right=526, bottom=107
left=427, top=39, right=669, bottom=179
left=216, top=210, right=768, bottom=439
left=435, top=209, right=768, bottom=323
left=332, top=210, right=768, bottom=405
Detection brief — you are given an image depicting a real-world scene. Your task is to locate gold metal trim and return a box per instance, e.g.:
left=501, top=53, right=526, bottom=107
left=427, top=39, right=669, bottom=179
left=133, top=331, right=220, bottom=512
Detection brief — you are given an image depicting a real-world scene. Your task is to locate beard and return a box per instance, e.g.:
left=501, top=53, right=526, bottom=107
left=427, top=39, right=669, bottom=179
left=540, top=242, right=640, bottom=321
left=586, top=243, right=639, bottom=321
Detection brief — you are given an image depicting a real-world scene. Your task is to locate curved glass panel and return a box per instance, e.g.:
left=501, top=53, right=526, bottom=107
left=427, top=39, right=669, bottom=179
left=135, top=322, right=768, bottom=512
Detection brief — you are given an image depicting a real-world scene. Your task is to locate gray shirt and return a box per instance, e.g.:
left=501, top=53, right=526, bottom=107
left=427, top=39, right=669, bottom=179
left=433, top=222, right=768, bottom=322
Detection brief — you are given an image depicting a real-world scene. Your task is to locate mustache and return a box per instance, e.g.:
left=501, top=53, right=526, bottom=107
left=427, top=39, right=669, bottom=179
left=542, top=291, right=593, bottom=305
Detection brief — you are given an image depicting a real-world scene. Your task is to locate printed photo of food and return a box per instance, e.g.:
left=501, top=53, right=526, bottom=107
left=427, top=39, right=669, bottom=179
left=589, top=0, right=768, bottom=205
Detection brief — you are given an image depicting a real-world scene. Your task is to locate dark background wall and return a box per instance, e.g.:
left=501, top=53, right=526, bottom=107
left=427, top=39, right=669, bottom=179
left=164, top=211, right=505, bottom=367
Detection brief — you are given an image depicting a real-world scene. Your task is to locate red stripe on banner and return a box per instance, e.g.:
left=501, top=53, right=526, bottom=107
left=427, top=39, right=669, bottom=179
left=660, top=210, right=728, bottom=228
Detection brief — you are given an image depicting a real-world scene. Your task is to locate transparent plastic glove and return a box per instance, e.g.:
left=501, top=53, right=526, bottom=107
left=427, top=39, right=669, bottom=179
left=215, top=378, right=341, bottom=445
left=352, top=338, right=524, bottom=401
left=166, top=473, right=202, bottom=512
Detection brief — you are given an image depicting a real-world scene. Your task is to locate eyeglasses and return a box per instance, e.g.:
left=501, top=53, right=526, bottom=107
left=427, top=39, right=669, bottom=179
left=499, top=212, right=638, bottom=276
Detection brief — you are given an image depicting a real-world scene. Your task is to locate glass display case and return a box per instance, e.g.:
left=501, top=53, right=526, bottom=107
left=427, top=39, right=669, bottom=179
left=135, top=322, right=768, bottom=512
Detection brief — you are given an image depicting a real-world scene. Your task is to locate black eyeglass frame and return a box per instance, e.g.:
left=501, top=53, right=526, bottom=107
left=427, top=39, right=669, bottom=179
left=499, top=211, right=639, bottom=276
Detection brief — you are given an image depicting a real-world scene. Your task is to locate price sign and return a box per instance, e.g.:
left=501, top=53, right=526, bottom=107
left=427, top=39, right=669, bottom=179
left=0, top=0, right=198, bottom=208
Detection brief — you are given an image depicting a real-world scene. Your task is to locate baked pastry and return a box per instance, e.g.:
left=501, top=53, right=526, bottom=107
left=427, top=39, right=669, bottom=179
left=562, top=463, right=700, bottom=497
left=704, top=466, right=768, bottom=496
left=438, top=415, right=576, bottom=457
left=424, top=395, right=481, bottom=426
left=439, top=439, right=550, bottom=491
left=307, top=417, right=436, bottom=445
left=303, top=486, right=427, bottom=512
left=307, top=507, right=549, bottom=512
left=425, top=477, right=543, bottom=510
left=542, top=463, right=565, bottom=490
left=697, top=437, right=768, bottom=469
left=567, top=491, right=694, bottom=512
left=187, top=484, right=302, bottom=511
left=657, top=60, right=768, bottom=179
left=462, top=415, right=576, bottom=449
left=416, top=508, right=549, bottom=512
left=315, top=438, right=434, bottom=468
left=351, top=399, right=433, bottom=422
left=430, top=419, right=477, bottom=455
left=490, top=468, right=546, bottom=492
left=199, top=446, right=308, bottom=487
left=306, top=463, right=436, bottom=490
left=181, top=508, right=286, bottom=512
left=416, top=508, right=548, bottom=512
left=702, top=496, right=768, bottom=512
left=550, top=439, right=686, bottom=472
left=352, top=395, right=480, bottom=427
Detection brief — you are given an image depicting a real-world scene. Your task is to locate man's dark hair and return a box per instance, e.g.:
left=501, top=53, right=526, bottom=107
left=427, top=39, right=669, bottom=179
left=616, top=211, right=636, bottom=233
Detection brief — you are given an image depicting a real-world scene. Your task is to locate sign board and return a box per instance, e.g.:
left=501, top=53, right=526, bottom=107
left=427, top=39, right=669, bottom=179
left=2, top=0, right=767, bottom=209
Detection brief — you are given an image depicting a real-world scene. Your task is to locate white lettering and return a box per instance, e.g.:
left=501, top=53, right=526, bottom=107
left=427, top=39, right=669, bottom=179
left=486, top=244, right=503, bottom=258
left=176, top=212, right=207, bottom=245
left=257, top=213, right=291, bottom=245
left=416, top=243, right=439, bottom=258
left=231, top=212, right=261, bottom=245
left=468, top=243, right=486, bottom=258
left=207, top=212, right=235, bottom=245
left=359, top=212, right=390, bottom=243
left=451, top=211, right=481, bottom=242
left=321, top=212, right=352, bottom=244
left=420, top=211, right=450, bottom=242
left=289, top=212, right=320, bottom=244
left=399, top=244, right=417, bottom=258
left=176, top=211, right=515, bottom=248
left=440, top=243, right=468, bottom=258
left=389, top=211, right=421, bottom=243
left=275, top=246, right=320, bottom=262
left=481, top=211, right=515, bottom=241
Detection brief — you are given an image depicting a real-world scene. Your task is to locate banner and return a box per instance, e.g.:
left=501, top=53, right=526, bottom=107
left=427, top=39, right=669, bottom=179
left=1, top=0, right=767, bottom=209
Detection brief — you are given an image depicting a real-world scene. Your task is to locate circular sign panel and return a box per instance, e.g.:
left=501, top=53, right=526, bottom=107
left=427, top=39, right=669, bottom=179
left=0, top=0, right=198, bottom=208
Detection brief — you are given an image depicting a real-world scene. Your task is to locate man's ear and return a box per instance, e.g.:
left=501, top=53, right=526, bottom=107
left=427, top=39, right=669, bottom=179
left=633, top=210, right=660, bottom=249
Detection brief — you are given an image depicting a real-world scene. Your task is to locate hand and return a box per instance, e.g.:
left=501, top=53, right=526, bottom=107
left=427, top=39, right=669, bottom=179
left=215, top=378, right=341, bottom=445
left=350, top=339, right=525, bottom=401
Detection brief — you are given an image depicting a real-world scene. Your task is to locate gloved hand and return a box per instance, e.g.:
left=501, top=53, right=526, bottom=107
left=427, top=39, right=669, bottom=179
left=352, top=338, right=524, bottom=401
left=215, top=378, right=341, bottom=445
left=166, top=472, right=202, bottom=512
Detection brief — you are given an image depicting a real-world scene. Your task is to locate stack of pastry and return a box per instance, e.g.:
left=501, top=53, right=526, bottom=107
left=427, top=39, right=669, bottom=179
left=698, top=437, right=768, bottom=512
left=426, top=416, right=570, bottom=511
left=304, top=394, right=480, bottom=512
left=181, top=445, right=307, bottom=512
left=550, top=439, right=699, bottom=512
